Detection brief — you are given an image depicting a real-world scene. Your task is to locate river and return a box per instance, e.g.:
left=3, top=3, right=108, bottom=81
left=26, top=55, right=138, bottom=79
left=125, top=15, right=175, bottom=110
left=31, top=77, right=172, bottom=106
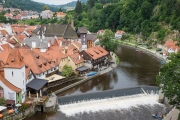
left=25, top=45, right=165, bottom=120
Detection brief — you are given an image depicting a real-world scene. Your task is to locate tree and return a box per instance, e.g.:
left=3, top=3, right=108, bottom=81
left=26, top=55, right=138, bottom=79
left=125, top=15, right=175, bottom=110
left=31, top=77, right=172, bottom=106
left=75, top=0, right=82, bottom=14
left=43, top=5, right=49, bottom=10
left=59, top=7, right=62, bottom=12
left=61, top=65, right=75, bottom=78
left=141, top=1, right=153, bottom=19
left=156, top=53, right=180, bottom=108
left=0, top=98, right=6, bottom=106
left=99, top=29, right=119, bottom=52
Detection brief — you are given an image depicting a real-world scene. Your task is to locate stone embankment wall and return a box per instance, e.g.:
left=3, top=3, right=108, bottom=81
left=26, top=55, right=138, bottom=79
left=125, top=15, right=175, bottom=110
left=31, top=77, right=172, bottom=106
left=2, top=105, right=37, bottom=120
left=54, top=73, right=99, bottom=94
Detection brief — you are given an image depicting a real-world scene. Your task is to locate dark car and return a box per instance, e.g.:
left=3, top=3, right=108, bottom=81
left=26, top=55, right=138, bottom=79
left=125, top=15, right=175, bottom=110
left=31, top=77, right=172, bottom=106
left=156, top=48, right=162, bottom=51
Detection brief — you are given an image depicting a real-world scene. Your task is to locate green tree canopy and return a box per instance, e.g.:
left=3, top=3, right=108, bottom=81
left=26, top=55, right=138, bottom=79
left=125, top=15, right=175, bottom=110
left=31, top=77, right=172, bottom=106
left=0, top=98, right=6, bottom=106
left=43, top=5, right=49, bottom=10
left=59, top=7, right=62, bottom=12
left=75, top=0, right=82, bottom=14
left=62, top=65, right=75, bottom=78
left=99, top=29, right=119, bottom=52
left=156, top=53, right=180, bottom=108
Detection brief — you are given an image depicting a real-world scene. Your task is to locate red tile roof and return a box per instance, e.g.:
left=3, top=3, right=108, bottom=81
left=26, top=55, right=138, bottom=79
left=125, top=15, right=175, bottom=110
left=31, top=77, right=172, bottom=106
left=0, top=30, right=8, bottom=36
left=4, top=49, right=25, bottom=68
left=69, top=52, right=84, bottom=65
left=12, top=35, right=27, bottom=43
left=72, top=41, right=82, bottom=48
left=0, top=73, right=21, bottom=93
left=84, top=46, right=108, bottom=60
left=18, top=47, right=57, bottom=75
left=164, top=40, right=179, bottom=51
left=115, top=30, right=125, bottom=35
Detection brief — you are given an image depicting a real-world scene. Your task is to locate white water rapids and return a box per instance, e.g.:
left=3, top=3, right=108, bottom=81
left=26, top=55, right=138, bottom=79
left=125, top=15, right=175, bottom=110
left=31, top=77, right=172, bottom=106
left=58, top=93, right=164, bottom=116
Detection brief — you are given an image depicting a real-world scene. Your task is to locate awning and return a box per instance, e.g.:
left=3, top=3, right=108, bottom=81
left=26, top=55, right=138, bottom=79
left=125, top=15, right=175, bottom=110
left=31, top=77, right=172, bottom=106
left=0, top=106, right=6, bottom=111
left=6, top=100, right=15, bottom=105
left=44, top=74, right=65, bottom=83
left=26, top=79, right=48, bottom=91
left=76, top=66, right=89, bottom=72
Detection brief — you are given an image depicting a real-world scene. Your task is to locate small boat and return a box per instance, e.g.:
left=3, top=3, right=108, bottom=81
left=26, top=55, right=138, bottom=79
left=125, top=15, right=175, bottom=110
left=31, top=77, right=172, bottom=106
left=160, top=60, right=165, bottom=65
left=152, top=113, right=163, bottom=119
left=87, top=72, right=97, bottom=76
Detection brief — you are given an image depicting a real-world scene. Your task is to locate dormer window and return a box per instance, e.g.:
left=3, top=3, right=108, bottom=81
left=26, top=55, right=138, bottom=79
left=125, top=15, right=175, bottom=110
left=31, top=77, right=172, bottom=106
left=38, top=64, right=42, bottom=67
left=11, top=58, right=15, bottom=62
left=36, top=55, right=39, bottom=59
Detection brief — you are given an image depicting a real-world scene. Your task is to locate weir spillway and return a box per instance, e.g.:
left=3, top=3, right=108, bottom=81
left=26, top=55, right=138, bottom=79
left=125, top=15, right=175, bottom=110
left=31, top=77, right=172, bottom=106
left=58, top=86, right=159, bottom=105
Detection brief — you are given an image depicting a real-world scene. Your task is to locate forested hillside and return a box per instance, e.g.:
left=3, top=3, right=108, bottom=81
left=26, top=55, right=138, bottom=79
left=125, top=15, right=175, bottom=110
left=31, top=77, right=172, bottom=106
left=1, top=0, right=58, bottom=12
left=68, top=0, right=180, bottom=43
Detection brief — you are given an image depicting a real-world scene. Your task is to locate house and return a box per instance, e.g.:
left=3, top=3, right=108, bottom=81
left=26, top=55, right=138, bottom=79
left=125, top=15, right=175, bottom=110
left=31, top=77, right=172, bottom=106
left=67, top=52, right=84, bottom=71
left=33, top=45, right=68, bottom=72
left=41, top=10, right=53, bottom=19
left=115, top=30, right=125, bottom=39
left=23, top=36, right=56, bottom=52
left=87, top=33, right=97, bottom=48
left=97, top=30, right=105, bottom=36
left=0, top=30, right=8, bottom=37
left=80, top=46, right=109, bottom=69
left=0, top=48, right=26, bottom=103
left=4, top=13, right=13, bottom=19
left=10, top=35, right=27, bottom=44
left=18, top=47, right=58, bottom=80
left=0, top=73, right=22, bottom=104
left=163, top=40, right=180, bottom=54
left=77, top=27, right=88, bottom=50
left=20, top=11, right=29, bottom=20
left=56, top=12, right=66, bottom=19
left=71, top=40, right=82, bottom=51
left=12, top=14, right=21, bottom=20
left=36, top=24, right=78, bottom=40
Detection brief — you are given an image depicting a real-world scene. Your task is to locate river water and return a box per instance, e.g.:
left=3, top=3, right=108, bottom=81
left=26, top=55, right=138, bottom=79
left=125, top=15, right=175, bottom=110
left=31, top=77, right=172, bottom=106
left=25, top=45, right=167, bottom=120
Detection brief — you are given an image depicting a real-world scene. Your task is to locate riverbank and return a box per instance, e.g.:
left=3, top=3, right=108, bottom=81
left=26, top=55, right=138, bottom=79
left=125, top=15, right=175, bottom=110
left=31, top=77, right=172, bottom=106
left=119, top=41, right=180, bottom=120
left=119, top=41, right=169, bottom=63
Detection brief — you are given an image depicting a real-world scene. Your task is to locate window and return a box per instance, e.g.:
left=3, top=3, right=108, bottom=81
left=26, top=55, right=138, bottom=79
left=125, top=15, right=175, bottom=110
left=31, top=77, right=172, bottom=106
left=22, top=72, right=24, bottom=77
left=12, top=71, right=13, bottom=77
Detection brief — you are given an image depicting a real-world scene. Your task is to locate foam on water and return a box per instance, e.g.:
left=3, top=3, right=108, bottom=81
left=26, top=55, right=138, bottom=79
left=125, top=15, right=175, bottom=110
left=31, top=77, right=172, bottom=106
left=58, top=93, right=163, bottom=116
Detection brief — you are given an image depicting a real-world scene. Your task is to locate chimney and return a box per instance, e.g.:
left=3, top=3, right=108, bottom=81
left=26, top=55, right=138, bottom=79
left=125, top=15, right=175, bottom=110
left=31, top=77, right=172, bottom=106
left=60, top=41, right=62, bottom=47
left=71, top=18, right=74, bottom=29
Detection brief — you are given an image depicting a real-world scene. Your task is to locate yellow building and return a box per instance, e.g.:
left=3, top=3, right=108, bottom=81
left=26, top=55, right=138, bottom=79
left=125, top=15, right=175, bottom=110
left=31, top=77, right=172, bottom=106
left=67, top=53, right=84, bottom=71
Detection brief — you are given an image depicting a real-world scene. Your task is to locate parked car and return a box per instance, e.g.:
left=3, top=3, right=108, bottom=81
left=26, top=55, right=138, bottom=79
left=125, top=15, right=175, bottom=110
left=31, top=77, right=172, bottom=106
left=156, top=48, right=162, bottom=51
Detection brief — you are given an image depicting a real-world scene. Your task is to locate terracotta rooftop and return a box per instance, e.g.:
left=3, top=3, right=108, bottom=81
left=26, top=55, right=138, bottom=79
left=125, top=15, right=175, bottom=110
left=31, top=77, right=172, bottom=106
left=5, top=49, right=25, bottom=68
left=12, top=35, right=27, bottom=43
left=115, top=30, right=125, bottom=35
left=18, top=47, right=57, bottom=75
left=84, top=46, right=108, bottom=60
left=67, top=43, right=76, bottom=49
left=12, top=27, right=25, bottom=34
left=97, top=30, right=105, bottom=35
left=164, top=40, right=179, bottom=51
left=0, top=73, right=21, bottom=93
left=0, top=30, right=8, bottom=37
left=69, top=52, right=84, bottom=65
left=72, top=41, right=82, bottom=48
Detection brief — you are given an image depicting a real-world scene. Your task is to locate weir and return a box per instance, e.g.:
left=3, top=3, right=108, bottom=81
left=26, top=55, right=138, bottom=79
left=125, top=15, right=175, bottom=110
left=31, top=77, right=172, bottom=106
left=58, top=86, right=162, bottom=117
left=58, top=86, right=158, bottom=105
